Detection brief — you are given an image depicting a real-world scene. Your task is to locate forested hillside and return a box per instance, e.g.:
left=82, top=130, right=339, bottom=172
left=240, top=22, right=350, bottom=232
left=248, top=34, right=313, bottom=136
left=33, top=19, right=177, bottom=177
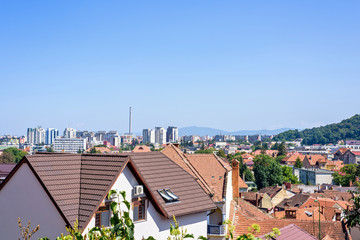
left=274, top=114, right=360, bottom=145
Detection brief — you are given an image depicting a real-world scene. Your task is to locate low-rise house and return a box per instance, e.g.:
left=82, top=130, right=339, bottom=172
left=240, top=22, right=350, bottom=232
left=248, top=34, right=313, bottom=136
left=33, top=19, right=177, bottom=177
left=253, top=150, right=278, bottom=157
left=240, top=192, right=272, bottom=210
left=258, top=186, right=295, bottom=209
left=276, top=193, right=311, bottom=211
left=333, top=148, right=349, bottom=161
left=303, top=155, right=327, bottom=169
left=162, top=144, right=237, bottom=240
left=0, top=152, right=216, bottom=239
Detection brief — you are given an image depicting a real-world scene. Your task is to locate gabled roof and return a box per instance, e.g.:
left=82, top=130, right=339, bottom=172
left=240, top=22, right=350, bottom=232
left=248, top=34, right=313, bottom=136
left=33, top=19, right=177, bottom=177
left=258, top=186, right=282, bottom=198
left=0, top=152, right=216, bottom=230
left=259, top=224, right=317, bottom=240
left=276, top=193, right=311, bottom=209
left=161, top=144, right=214, bottom=196
left=132, top=145, right=151, bottom=153
left=305, top=155, right=327, bottom=165
left=282, top=155, right=306, bottom=163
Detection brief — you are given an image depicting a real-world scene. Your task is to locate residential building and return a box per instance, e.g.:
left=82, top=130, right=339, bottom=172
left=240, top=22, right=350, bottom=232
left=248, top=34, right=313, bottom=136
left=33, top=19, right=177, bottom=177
left=143, top=129, right=155, bottom=144
left=45, top=128, right=58, bottom=145
left=258, top=186, right=295, bottom=209
left=0, top=152, right=215, bottom=239
left=132, top=145, right=151, bottom=153
left=162, top=144, right=235, bottom=240
left=166, top=126, right=178, bottom=143
left=294, top=168, right=334, bottom=185
left=240, top=192, right=272, bottom=210
left=302, top=155, right=327, bottom=169
left=53, top=138, right=86, bottom=153
left=282, top=155, right=306, bottom=166
left=63, top=128, right=77, bottom=138
left=27, top=128, right=35, bottom=144
left=155, top=127, right=166, bottom=145
left=34, top=127, right=45, bottom=144
left=259, top=224, right=317, bottom=240
left=95, top=131, right=106, bottom=141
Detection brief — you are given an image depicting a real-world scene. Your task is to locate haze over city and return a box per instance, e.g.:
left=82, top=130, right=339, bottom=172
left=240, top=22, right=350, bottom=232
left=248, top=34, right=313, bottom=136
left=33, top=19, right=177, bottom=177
left=1, top=1, right=359, bottom=135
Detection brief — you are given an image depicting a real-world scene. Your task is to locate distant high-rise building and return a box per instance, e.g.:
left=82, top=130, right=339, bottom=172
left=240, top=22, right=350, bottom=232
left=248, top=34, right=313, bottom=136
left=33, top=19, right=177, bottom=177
left=27, top=128, right=35, bottom=144
left=155, top=127, right=166, bottom=145
left=95, top=131, right=106, bottom=141
left=33, top=127, right=45, bottom=144
left=63, top=128, right=76, bottom=138
left=166, top=126, right=178, bottom=143
left=143, top=129, right=155, bottom=144
left=45, top=128, right=58, bottom=145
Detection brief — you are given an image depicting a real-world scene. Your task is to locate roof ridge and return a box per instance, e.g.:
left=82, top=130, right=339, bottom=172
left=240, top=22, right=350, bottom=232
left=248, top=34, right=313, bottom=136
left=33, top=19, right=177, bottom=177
left=213, top=153, right=231, bottom=172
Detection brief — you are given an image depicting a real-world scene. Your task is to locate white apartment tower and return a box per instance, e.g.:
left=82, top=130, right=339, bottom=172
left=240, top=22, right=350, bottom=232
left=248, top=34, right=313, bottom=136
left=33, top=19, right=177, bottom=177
left=143, top=129, right=155, bottom=144
left=27, top=128, right=35, bottom=144
left=155, top=127, right=166, bottom=145
left=166, top=126, right=179, bottom=143
left=54, top=138, right=86, bottom=153
left=45, top=128, right=59, bottom=145
left=63, top=128, right=77, bottom=138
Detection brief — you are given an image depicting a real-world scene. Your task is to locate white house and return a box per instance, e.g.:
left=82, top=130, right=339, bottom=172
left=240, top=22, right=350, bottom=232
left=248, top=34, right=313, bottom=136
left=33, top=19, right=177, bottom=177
left=0, top=152, right=216, bottom=240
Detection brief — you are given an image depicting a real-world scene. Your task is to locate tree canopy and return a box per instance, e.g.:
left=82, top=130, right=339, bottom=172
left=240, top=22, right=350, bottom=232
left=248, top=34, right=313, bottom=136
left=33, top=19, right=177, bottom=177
left=274, top=114, right=360, bottom=145
left=253, top=155, right=283, bottom=189
left=0, top=147, right=27, bottom=163
left=332, top=164, right=360, bottom=186
left=294, top=157, right=303, bottom=168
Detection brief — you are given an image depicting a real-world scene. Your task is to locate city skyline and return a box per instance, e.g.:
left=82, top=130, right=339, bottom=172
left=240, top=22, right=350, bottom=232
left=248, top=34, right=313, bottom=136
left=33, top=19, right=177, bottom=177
left=1, top=1, right=360, bottom=135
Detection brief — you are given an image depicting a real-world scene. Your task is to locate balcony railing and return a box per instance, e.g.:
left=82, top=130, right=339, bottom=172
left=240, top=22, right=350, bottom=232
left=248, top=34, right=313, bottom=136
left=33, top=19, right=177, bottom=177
left=207, top=224, right=226, bottom=236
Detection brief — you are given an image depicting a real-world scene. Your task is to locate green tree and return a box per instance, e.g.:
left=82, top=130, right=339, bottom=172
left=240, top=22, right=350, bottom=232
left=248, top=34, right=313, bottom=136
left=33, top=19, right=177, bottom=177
left=277, top=142, right=287, bottom=156
left=281, top=165, right=299, bottom=184
left=344, top=191, right=360, bottom=229
left=217, top=149, right=226, bottom=158
left=294, top=157, right=303, bottom=168
left=253, top=155, right=283, bottom=189
left=89, top=147, right=100, bottom=154
left=46, top=147, right=54, bottom=152
left=333, top=164, right=359, bottom=186
left=1, top=147, right=27, bottom=163
left=0, top=151, right=14, bottom=163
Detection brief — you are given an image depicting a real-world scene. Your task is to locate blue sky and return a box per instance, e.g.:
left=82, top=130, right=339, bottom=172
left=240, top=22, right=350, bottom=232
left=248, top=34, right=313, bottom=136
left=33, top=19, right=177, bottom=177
left=1, top=1, right=359, bottom=135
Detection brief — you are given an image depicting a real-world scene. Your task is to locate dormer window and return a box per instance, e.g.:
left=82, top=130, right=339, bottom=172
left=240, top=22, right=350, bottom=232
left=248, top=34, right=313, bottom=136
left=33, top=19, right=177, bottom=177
left=158, top=189, right=179, bottom=203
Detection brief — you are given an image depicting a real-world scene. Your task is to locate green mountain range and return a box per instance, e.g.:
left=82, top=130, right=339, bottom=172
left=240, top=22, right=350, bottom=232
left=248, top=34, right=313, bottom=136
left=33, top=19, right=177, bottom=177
left=274, top=114, right=360, bottom=145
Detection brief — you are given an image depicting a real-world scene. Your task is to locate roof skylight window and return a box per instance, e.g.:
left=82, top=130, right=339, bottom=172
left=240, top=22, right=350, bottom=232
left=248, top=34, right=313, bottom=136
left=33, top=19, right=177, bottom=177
left=158, top=189, right=179, bottom=203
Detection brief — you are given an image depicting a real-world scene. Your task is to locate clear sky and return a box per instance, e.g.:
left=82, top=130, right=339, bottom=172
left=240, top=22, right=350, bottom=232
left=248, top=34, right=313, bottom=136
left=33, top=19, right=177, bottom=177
left=1, top=1, right=359, bottom=135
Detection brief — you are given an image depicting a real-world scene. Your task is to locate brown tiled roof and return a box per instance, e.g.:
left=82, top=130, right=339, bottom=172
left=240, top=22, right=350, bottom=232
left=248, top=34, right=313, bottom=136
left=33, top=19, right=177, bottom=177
left=306, top=155, right=327, bottom=165
left=239, top=176, right=248, bottom=189
left=282, top=155, right=306, bottom=163
left=241, top=192, right=265, bottom=201
left=276, top=193, right=311, bottom=209
left=336, top=148, right=349, bottom=154
left=185, top=153, right=229, bottom=202
left=253, top=150, right=278, bottom=157
left=26, top=153, right=129, bottom=229
left=128, top=152, right=216, bottom=217
left=0, top=163, right=16, bottom=178
left=2, top=152, right=216, bottom=231
left=161, top=144, right=214, bottom=196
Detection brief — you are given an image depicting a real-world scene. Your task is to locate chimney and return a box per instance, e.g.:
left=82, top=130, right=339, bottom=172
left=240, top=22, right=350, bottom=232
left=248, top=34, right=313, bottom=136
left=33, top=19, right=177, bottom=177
left=350, top=180, right=353, bottom=186
left=356, top=176, right=359, bottom=182
left=232, top=160, right=240, bottom=201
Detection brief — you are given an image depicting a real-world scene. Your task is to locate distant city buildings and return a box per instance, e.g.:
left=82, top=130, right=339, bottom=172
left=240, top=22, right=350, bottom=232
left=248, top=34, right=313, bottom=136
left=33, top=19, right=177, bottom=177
left=63, top=128, right=76, bottom=138
left=53, top=138, right=86, bottom=153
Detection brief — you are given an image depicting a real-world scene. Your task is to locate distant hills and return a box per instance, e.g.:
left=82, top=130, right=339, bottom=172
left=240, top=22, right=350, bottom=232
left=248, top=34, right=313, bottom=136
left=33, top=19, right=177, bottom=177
left=274, top=114, right=360, bottom=145
left=178, top=126, right=293, bottom=137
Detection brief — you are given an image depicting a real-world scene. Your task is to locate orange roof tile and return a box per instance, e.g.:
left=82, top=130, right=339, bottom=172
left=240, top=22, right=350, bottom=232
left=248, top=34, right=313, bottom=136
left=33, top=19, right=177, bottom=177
left=132, top=145, right=151, bottom=153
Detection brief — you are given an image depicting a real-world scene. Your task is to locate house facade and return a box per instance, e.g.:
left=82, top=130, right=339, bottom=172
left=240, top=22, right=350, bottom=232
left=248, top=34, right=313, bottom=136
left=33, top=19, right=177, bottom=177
left=0, top=152, right=216, bottom=239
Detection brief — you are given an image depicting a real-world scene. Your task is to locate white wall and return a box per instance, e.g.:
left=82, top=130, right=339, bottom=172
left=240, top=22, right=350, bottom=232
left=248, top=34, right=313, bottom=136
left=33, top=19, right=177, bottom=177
left=83, top=166, right=208, bottom=239
left=0, top=163, right=67, bottom=240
